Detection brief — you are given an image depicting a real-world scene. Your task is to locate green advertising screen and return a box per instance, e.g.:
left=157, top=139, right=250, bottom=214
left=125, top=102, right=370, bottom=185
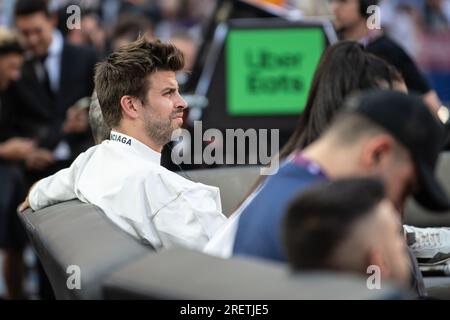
left=226, top=28, right=325, bottom=116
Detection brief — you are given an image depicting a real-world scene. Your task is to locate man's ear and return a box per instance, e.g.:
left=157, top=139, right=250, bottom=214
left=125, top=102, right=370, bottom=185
left=120, top=95, right=140, bottom=120
left=360, top=134, right=395, bottom=170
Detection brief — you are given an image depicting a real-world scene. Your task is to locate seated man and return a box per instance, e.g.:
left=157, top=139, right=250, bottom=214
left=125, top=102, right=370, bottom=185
left=23, top=37, right=226, bottom=251
left=283, top=177, right=411, bottom=290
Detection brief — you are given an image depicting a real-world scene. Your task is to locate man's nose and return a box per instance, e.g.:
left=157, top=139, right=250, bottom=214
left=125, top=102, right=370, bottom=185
left=176, top=93, right=188, bottom=110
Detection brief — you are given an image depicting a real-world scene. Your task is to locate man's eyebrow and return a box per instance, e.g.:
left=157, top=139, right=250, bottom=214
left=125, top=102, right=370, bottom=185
left=160, top=86, right=179, bottom=93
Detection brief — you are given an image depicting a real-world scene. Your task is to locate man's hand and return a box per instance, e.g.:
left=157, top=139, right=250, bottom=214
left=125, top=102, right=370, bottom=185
left=62, top=105, right=89, bottom=134
left=0, top=137, right=35, bottom=161
left=17, top=197, right=30, bottom=213
left=18, top=181, right=39, bottom=213
left=25, top=148, right=55, bottom=171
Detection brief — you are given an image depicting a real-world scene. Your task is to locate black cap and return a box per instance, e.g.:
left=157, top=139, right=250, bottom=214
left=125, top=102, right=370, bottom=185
left=344, top=90, right=450, bottom=212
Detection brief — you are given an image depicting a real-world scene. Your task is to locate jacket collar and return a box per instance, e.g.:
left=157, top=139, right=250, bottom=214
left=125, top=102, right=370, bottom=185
left=109, top=130, right=161, bottom=165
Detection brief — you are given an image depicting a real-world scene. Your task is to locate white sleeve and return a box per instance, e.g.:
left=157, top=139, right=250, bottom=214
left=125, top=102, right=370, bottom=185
left=151, top=183, right=227, bottom=251
left=28, top=150, right=89, bottom=211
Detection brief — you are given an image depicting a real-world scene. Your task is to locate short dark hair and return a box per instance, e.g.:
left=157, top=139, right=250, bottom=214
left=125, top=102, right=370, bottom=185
left=14, top=0, right=50, bottom=17
left=94, top=37, right=184, bottom=128
left=283, top=177, right=385, bottom=271
left=325, top=112, right=387, bottom=145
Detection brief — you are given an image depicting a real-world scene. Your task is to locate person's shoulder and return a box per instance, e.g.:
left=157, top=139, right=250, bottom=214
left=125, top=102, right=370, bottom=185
left=367, top=34, right=407, bottom=54
left=62, top=42, right=98, bottom=63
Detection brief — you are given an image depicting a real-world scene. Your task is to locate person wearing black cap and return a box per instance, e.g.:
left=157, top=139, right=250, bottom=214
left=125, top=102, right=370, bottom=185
left=232, top=89, right=449, bottom=297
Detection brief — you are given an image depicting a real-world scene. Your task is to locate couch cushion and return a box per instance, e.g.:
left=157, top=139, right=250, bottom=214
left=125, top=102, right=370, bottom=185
left=182, top=166, right=261, bottom=217
left=20, top=200, right=153, bottom=299
left=103, top=248, right=408, bottom=300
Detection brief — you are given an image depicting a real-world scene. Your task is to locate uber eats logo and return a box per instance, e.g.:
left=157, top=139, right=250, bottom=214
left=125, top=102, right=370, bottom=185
left=245, top=50, right=303, bottom=94
left=226, top=28, right=325, bottom=116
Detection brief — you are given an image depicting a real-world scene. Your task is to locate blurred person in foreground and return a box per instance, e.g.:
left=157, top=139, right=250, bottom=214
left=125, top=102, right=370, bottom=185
left=284, top=178, right=411, bottom=290
left=232, top=90, right=450, bottom=298
left=205, top=41, right=408, bottom=258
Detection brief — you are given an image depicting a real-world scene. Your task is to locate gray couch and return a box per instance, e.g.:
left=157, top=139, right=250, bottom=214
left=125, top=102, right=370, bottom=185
left=20, top=199, right=406, bottom=300
left=21, top=150, right=450, bottom=300
left=20, top=200, right=152, bottom=299
left=19, top=165, right=411, bottom=300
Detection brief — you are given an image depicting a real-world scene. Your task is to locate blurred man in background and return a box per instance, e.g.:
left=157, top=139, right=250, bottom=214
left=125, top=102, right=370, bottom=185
left=3, top=0, right=98, bottom=299
left=6, top=0, right=97, bottom=184
left=329, top=0, right=445, bottom=117
left=0, top=26, right=29, bottom=300
left=233, top=90, right=450, bottom=297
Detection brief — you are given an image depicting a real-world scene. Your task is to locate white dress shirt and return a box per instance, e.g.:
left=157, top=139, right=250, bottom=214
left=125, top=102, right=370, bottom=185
left=29, top=131, right=227, bottom=251
left=45, top=29, right=63, bottom=93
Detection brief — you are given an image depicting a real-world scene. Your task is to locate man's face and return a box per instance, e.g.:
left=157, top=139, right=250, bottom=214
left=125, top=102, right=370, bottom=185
left=328, top=0, right=363, bottom=33
left=15, top=12, right=54, bottom=57
left=372, top=200, right=411, bottom=287
left=139, top=70, right=187, bottom=147
left=0, top=53, right=23, bottom=90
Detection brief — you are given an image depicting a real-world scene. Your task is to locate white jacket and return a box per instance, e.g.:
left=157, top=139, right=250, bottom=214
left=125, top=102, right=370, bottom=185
left=29, top=131, right=227, bottom=251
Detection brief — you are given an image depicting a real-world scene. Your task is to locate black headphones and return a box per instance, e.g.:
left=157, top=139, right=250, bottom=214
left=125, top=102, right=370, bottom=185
left=359, top=0, right=380, bottom=18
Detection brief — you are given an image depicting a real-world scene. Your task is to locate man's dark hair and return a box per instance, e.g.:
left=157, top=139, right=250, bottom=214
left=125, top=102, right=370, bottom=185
left=283, top=177, right=385, bottom=271
left=94, top=37, right=184, bottom=128
left=14, top=0, right=50, bottom=17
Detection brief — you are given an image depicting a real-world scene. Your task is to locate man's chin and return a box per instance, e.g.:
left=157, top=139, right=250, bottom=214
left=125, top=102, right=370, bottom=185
left=172, top=117, right=184, bottom=127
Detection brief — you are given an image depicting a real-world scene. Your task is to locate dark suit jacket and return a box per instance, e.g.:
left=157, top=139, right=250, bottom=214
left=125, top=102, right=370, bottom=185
left=4, top=41, right=98, bottom=157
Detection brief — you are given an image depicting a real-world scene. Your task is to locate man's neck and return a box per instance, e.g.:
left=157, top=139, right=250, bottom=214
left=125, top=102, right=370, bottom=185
left=302, top=140, right=362, bottom=179
left=340, top=21, right=369, bottom=41
left=112, top=126, right=163, bottom=153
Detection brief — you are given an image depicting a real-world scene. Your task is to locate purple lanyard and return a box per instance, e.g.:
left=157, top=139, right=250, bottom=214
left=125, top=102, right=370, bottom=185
left=290, top=152, right=328, bottom=179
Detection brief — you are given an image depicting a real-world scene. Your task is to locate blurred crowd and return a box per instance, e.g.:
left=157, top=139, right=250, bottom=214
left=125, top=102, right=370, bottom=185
left=0, top=0, right=449, bottom=101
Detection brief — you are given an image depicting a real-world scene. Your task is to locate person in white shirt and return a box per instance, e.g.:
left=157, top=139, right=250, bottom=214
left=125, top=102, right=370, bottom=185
left=21, top=37, right=227, bottom=251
